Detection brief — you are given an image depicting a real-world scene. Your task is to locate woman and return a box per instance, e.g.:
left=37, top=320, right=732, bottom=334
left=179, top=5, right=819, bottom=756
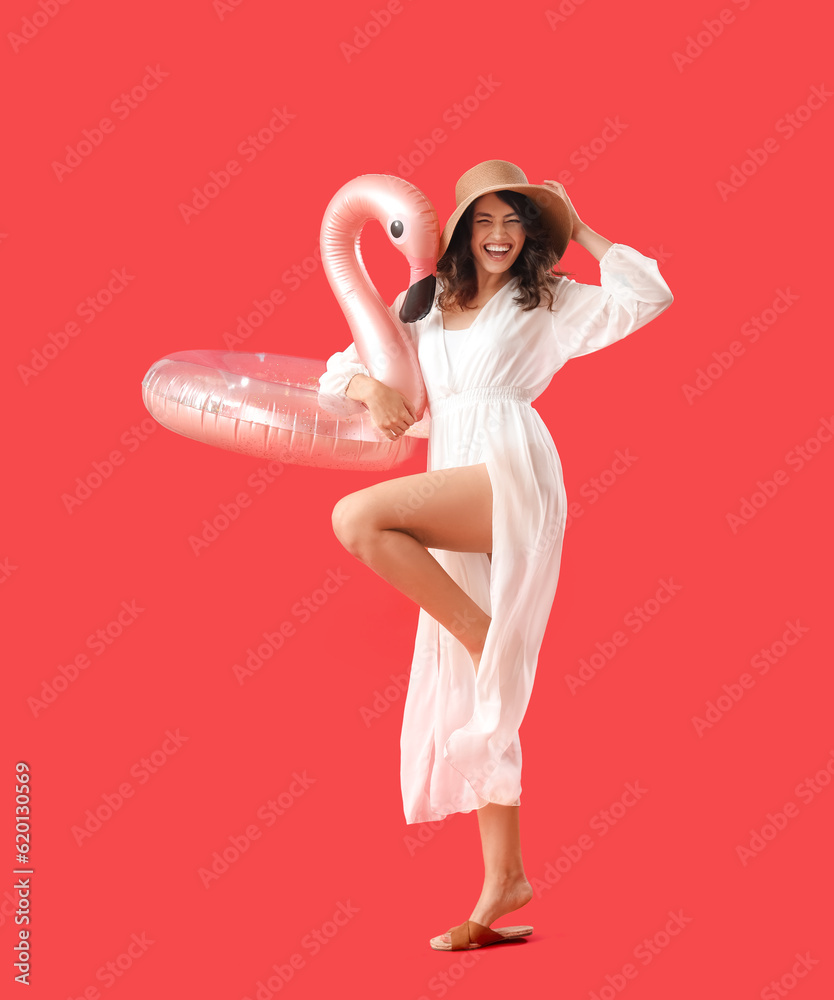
left=318, top=160, right=674, bottom=950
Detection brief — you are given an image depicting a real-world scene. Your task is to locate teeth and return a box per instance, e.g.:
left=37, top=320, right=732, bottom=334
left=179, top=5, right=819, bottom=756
left=485, top=244, right=510, bottom=251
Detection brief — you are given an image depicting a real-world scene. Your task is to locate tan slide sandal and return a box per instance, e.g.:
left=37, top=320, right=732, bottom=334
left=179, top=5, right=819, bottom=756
left=429, top=920, right=533, bottom=951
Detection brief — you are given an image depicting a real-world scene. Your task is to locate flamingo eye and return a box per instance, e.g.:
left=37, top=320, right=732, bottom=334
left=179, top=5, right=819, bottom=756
left=387, top=216, right=409, bottom=245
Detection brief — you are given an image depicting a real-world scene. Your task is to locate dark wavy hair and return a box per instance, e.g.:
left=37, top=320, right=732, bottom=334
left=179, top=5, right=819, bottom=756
left=436, top=190, right=574, bottom=314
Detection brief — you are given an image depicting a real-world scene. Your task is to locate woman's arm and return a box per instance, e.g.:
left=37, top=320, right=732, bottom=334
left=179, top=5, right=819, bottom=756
left=345, top=372, right=377, bottom=402
left=539, top=179, right=673, bottom=363
left=317, top=339, right=372, bottom=399
left=572, top=223, right=613, bottom=262
left=542, top=179, right=613, bottom=261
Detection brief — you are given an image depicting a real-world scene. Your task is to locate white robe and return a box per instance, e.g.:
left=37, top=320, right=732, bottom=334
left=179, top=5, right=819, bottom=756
left=319, top=244, right=674, bottom=824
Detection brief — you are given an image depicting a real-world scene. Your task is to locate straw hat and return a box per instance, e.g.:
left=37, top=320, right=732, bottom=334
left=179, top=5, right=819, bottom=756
left=438, top=159, right=572, bottom=262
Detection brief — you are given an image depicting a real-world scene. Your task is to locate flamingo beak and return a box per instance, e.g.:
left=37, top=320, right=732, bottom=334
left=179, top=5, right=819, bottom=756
left=400, top=274, right=436, bottom=323
left=400, top=255, right=437, bottom=323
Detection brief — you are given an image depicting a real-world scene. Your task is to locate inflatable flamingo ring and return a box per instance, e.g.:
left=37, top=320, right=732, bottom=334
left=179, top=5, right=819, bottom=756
left=141, top=175, right=439, bottom=470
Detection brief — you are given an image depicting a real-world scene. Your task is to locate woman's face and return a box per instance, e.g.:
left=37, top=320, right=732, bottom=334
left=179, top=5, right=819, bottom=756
left=468, top=192, right=526, bottom=281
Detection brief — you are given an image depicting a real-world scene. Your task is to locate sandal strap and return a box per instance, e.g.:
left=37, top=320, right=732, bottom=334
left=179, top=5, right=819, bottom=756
left=448, top=920, right=505, bottom=950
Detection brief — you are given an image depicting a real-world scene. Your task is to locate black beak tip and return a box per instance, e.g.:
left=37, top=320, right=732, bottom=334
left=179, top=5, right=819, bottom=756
left=399, top=274, right=437, bottom=324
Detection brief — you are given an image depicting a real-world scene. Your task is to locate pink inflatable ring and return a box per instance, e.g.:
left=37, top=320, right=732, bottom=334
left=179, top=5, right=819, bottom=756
left=142, top=174, right=438, bottom=470
left=142, top=348, right=430, bottom=470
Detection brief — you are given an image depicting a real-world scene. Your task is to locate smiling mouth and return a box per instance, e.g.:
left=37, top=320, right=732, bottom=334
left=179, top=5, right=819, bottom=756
left=483, top=243, right=511, bottom=260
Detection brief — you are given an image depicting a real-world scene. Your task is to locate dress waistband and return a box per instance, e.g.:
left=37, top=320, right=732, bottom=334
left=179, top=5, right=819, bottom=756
left=430, top=385, right=536, bottom=415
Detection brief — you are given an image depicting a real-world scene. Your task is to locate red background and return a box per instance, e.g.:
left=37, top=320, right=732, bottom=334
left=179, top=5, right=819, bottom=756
left=3, top=0, right=831, bottom=997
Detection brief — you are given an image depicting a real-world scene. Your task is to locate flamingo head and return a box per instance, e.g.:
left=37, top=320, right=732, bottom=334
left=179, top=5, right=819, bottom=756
left=377, top=176, right=439, bottom=323
left=321, top=174, right=439, bottom=325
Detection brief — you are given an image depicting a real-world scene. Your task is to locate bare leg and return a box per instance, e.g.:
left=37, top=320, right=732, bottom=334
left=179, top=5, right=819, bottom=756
left=432, top=804, right=533, bottom=946
left=331, top=464, right=494, bottom=670
left=471, top=804, right=533, bottom=923
left=333, top=466, right=530, bottom=941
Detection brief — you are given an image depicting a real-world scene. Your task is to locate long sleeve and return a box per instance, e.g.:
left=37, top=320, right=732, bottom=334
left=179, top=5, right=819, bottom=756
left=550, top=243, right=673, bottom=365
left=317, top=339, right=370, bottom=399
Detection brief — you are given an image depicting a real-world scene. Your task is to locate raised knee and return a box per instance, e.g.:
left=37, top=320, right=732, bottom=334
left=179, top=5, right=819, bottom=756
left=331, top=495, right=369, bottom=555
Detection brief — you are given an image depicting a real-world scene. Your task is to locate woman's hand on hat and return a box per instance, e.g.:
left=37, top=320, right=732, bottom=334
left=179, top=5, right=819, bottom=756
left=542, top=179, right=584, bottom=241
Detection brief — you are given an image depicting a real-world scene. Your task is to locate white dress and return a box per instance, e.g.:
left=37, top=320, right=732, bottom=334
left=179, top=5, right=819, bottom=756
left=319, top=244, right=674, bottom=824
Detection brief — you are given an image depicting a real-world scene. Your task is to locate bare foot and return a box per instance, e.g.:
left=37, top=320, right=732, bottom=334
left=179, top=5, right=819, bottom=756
left=470, top=872, right=533, bottom=927
left=433, top=873, right=533, bottom=947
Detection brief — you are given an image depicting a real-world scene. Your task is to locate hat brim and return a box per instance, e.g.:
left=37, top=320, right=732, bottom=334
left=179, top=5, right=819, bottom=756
left=438, top=184, right=572, bottom=262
